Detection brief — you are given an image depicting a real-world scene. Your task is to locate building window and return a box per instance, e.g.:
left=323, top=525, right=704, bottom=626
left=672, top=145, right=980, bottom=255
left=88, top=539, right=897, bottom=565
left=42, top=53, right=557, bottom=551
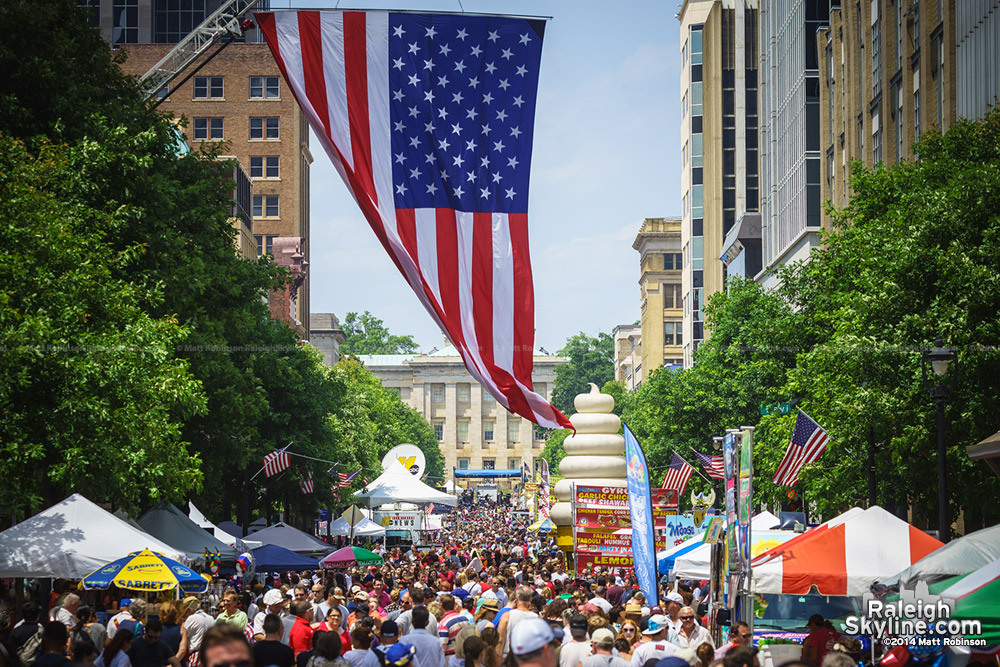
left=507, top=418, right=520, bottom=444
left=250, top=76, right=280, bottom=99
left=431, top=383, right=445, bottom=403
left=936, top=37, right=944, bottom=128
left=250, top=117, right=280, bottom=140
left=457, top=419, right=470, bottom=442
left=433, top=421, right=444, bottom=441
left=873, top=123, right=882, bottom=164
left=896, top=87, right=904, bottom=162
left=193, top=117, right=223, bottom=140
left=153, top=0, right=206, bottom=43
left=663, top=252, right=682, bottom=270
left=252, top=195, right=279, bottom=218
left=535, top=382, right=546, bottom=400
left=254, top=234, right=276, bottom=257
left=193, top=76, right=224, bottom=99
left=895, top=0, right=904, bottom=71
left=484, top=420, right=495, bottom=441
left=913, top=0, right=920, bottom=50
left=914, top=86, right=921, bottom=139
left=664, top=321, right=682, bottom=346
left=872, top=15, right=882, bottom=97
left=664, top=283, right=682, bottom=309
left=250, top=156, right=280, bottom=179
left=690, top=26, right=703, bottom=65
left=112, top=0, right=138, bottom=45
left=508, top=458, right=519, bottom=470
left=483, top=459, right=495, bottom=470
left=78, top=0, right=100, bottom=27
left=457, top=383, right=470, bottom=403
left=691, top=81, right=703, bottom=116
left=458, top=458, right=469, bottom=470
left=482, top=389, right=495, bottom=405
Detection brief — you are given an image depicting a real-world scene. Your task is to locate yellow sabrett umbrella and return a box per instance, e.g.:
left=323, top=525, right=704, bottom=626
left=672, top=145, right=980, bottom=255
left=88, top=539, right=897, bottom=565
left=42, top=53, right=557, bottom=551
left=81, top=549, right=209, bottom=594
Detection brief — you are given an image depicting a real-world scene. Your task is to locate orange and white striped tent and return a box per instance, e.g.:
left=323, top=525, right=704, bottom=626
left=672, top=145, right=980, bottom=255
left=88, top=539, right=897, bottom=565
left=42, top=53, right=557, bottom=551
left=751, top=506, right=943, bottom=597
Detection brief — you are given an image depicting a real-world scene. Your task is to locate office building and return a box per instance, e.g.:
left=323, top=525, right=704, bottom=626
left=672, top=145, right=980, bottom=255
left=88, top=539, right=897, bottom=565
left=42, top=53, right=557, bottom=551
left=816, top=0, right=958, bottom=223
left=755, top=0, right=829, bottom=288
left=631, top=218, right=683, bottom=383
left=357, top=344, right=565, bottom=476
left=955, top=0, right=1000, bottom=121
left=679, top=0, right=760, bottom=366
left=612, top=324, right=642, bottom=391
left=96, top=0, right=313, bottom=338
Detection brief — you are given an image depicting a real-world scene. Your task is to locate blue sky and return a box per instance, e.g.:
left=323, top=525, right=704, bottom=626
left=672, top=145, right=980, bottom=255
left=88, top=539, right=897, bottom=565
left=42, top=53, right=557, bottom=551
left=293, top=0, right=682, bottom=352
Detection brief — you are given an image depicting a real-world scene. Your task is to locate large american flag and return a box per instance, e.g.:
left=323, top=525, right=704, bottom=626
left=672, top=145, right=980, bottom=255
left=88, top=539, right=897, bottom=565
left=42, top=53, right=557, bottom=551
left=773, top=411, right=830, bottom=486
left=693, top=450, right=725, bottom=480
left=262, top=446, right=291, bottom=477
left=661, top=452, right=694, bottom=494
left=256, top=10, right=571, bottom=430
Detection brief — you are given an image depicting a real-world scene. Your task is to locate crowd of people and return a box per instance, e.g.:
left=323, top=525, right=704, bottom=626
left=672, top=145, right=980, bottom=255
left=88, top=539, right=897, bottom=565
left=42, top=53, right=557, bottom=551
left=0, top=503, right=859, bottom=667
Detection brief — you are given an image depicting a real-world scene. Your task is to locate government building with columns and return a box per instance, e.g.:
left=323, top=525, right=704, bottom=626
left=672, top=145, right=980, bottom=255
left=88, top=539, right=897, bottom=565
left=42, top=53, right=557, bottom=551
left=357, top=344, right=566, bottom=479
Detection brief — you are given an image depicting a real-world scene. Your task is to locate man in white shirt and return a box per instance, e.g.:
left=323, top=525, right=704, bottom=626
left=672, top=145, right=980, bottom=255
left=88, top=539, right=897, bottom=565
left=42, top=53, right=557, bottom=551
left=106, top=599, right=133, bottom=640
left=52, top=594, right=80, bottom=628
left=671, top=607, right=714, bottom=651
left=629, top=615, right=678, bottom=667
left=461, top=573, right=482, bottom=598
left=589, top=588, right=612, bottom=615
left=252, top=589, right=293, bottom=644
left=551, top=566, right=569, bottom=584
left=396, top=587, right=439, bottom=636
left=558, top=615, right=591, bottom=667
left=181, top=597, right=216, bottom=663
left=399, top=607, right=444, bottom=667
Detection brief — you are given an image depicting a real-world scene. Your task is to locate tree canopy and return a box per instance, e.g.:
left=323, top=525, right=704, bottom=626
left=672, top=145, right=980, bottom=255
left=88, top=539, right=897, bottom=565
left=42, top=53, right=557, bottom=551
left=550, top=332, right=615, bottom=415
left=340, top=311, right=419, bottom=356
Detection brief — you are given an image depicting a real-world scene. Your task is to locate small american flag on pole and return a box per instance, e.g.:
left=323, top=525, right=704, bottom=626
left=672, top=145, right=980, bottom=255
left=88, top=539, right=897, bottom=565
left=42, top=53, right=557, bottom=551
left=255, top=10, right=572, bottom=431
left=299, top=470, right=314, bottom=494
left=262, top=445, right=291, bottom=477
left=693, top=450, right=725, bottom=480
left=335, top=470, right=361, bottom=488
left=661, top=452, right=694, bottom=494
left=773, top=411, right=830, bottom=486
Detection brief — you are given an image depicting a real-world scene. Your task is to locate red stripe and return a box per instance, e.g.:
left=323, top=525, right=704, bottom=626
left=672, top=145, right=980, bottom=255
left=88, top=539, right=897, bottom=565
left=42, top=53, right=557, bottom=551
left=298, top=12, right=331, bottom=137
left=509, top=214, right=534, bottom=388
left=343, top=12, right=378, bottom=206
left=396, top=209, right=419, bottom=269
left=436, top=210, right=463, bottom=345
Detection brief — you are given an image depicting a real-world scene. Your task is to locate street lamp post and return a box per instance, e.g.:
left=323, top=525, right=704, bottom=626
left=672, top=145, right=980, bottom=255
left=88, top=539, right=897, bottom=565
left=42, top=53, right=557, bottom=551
left=921, top=334, right=958, bottom=543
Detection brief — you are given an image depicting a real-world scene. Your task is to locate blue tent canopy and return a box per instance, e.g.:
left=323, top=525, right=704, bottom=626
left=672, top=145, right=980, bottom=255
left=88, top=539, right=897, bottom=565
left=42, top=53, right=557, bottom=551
left=657, top=540, right=703, bottom=575
left=453, top=469, right=521, bottom=478
left=251, top=544, right=321, bottom=572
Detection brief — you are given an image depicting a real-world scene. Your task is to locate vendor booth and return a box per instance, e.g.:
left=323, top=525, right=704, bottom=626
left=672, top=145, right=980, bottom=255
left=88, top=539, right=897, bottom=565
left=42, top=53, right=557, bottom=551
left=752, top=505, right=943, bottom=596
left=249, top=521, right=335, bottom=558
left=251, top=544, right=323, bottom=572
left=328, top=516, right=386, bottom=538
left=356, top=460, right=457, bottom=507
left=138, top=503, right=238, bottom=564
left=0, top=493, right=186, bottom=578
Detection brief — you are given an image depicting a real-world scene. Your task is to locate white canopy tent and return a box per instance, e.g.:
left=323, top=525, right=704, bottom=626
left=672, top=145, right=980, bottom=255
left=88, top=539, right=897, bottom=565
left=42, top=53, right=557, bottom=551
left=0, top=494, right=187, bottom=578
left=355, top=460, right=457, bottom=507
left=671, top=511, right=791, bottom=580
left=328, top=517, right=387, bottom=537
left=188, top=503, right=262, bottom=550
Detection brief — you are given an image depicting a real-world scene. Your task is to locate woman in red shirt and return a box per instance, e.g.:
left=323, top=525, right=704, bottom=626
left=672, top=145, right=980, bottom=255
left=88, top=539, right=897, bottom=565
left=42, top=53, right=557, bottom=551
left=802, top=614, right=840, bottom=666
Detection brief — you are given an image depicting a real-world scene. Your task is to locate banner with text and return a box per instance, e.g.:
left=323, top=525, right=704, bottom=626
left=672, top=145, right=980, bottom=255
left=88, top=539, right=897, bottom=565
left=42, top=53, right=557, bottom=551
left=576, top=552, right=634, bottom=577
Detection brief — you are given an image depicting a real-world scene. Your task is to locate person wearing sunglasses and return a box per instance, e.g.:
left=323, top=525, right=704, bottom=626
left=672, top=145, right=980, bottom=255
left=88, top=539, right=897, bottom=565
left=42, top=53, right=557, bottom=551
left=713, top=622, right=751, bottom=660
left=616, top=622, right=640, bottom=650
left=671, top=607, right=714, bottom=651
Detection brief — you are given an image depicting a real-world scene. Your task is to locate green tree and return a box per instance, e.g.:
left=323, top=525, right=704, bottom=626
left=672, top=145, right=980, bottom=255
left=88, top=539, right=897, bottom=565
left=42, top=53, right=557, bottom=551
left=550, top=332, right=615, bottom=415
left=0, top=136, right=206, bottom=515
left=340, top=311, right=418, bottom=356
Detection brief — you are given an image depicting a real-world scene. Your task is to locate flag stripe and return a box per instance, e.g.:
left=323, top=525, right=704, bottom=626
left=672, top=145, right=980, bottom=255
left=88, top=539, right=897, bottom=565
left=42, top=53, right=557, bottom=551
left=509, top=214, right=534, bottom=385
left=320, top=13, right=352, bottom=169
left=299, top=12, right=332, bottom=138
left=492, top=214, right=515, bottom=376
left=344, top=11, right=377, bottom=205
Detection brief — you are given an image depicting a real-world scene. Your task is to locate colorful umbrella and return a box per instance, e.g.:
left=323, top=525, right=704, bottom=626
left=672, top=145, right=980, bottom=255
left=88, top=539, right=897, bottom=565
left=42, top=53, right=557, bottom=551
left=528, top=518, right=554, bottom=533
left=81, top=549, right=209, bottom=594
left=320, top=546, right=383, bottom=569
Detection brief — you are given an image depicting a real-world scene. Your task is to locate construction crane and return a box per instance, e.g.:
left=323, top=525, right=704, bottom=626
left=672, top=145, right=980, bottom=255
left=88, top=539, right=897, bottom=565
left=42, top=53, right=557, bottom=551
left=139, top=0, right=261, bottom=105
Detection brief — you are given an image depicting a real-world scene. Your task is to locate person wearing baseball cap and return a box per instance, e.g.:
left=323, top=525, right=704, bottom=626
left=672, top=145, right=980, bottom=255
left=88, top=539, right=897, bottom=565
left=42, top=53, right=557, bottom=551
left=252, top=589, right=290, bottom=642
left=559, top=615, right=592, bottom=667
left=380, top=643, right=415, bottom=667
left=509, top=618, right=558, bottom=667
left=663, top=593, right=684, bottom=631
left=628, top=616, right=677, bottom=667
left=581, top=629, right=629, bottom=667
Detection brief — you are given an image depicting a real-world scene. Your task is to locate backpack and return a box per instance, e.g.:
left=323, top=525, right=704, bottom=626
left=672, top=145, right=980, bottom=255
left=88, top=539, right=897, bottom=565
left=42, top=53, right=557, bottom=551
left=17, top=627, right=44, bottom=667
